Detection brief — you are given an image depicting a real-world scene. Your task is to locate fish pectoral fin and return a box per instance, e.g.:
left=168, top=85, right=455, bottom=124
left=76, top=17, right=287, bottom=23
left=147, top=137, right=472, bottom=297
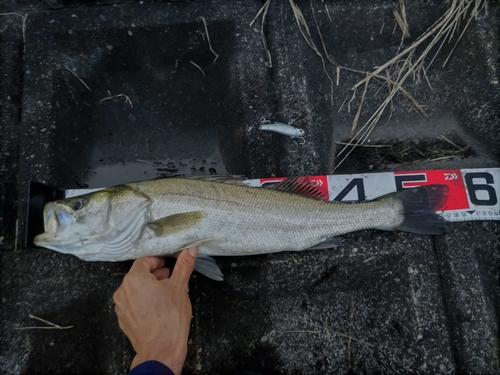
left=148, top=211, right=206, bottom=237
left=309, top=237, right=343, bottom=250
left=194, top=255, right=224, bottom=281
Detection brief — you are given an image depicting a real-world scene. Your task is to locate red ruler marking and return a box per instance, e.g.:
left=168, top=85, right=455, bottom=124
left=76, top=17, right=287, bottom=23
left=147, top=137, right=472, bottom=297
left=259, top=175, right=330, bottom=199
left=394, top=169, right=469, bottom=210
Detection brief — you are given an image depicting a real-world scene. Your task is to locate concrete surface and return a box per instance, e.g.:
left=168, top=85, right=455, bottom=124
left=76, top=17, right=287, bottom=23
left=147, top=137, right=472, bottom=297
left=1, top=0, right=499, bottom=374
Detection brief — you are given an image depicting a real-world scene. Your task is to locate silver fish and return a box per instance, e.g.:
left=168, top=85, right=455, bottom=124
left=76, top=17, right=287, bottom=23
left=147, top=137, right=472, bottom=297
left=259, top=122, right=305, bottom=138
left=33, top=176, right=449, bottom=280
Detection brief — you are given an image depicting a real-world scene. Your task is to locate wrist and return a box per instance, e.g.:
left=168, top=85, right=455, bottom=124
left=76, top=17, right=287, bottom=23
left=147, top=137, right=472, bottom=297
left=131, top=347, right=187, bottom=375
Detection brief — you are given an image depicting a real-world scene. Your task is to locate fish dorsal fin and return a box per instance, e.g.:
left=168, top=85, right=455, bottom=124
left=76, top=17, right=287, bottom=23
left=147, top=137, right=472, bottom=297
left=185, top=175, right=248, bottom=186
left=270, top=176, right=327, bottom=200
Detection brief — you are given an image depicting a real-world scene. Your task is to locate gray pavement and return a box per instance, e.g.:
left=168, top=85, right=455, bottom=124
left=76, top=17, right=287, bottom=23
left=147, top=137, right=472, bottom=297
left=1, top=0, right=499, bottom=374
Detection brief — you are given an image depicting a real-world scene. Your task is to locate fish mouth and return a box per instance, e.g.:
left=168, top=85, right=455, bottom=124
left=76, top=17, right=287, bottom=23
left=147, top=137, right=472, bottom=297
left=42, top=202, right=59, bottom=234
left=33, top=202, right=59, bottom=246
left=33, top=202, right=75, bottom=248
left=33, top=232, right=60, bottom=248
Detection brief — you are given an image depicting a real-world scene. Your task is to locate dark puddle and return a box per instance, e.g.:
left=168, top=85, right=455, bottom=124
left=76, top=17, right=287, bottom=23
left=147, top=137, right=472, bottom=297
left=82, top=154, right=227, bottom=188
left=334, top=135, right=474, bottom=173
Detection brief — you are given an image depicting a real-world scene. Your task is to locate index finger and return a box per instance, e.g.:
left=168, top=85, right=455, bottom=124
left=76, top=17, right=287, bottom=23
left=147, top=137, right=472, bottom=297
left=170, top=247, right=197, bottom=286
left=129, top=256, right=165, bottom=274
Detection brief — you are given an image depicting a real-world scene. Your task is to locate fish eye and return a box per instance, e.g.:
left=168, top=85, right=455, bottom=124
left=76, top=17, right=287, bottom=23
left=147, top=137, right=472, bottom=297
left=299, top=129, right=305, bottom=134
left=72, top=198, right=86, bottom=211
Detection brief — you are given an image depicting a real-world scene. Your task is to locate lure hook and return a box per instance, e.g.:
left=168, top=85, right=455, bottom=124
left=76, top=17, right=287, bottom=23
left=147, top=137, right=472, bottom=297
left=294, top=137, right=306, bottom=145
left=259, top=117, right=271, bottom=125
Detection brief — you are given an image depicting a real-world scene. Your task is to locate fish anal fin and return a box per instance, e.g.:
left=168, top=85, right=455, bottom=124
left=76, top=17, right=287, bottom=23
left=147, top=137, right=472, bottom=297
left=309, top=237, right=343, bottom=250
left=194, top=255, right=224, bottom=281
left=148, top=211, right=206, bottom=237
left=271, top=176, right=327, bottom=200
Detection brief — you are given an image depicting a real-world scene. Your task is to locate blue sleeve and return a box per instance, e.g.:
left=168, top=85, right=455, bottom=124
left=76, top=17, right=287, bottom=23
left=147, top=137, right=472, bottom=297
left=128, top=360, right=176, bottom=375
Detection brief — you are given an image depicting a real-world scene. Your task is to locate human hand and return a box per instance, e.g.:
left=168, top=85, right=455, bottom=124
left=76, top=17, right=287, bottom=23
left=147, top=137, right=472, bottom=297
left=113, top=247, right=198, bottom=375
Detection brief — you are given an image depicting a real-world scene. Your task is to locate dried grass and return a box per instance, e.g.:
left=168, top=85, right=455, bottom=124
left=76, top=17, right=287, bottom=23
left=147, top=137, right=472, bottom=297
left=251, top=0, right=273, bottom=68
left=333, top=0, right=485, bottom=171
left=0, top=12, right=27, bottom=51
left=198, top=16, right=219, bottom=64
left=249, top=0, right=485, bottom=171
left=63, top=64, right=92, bottom=92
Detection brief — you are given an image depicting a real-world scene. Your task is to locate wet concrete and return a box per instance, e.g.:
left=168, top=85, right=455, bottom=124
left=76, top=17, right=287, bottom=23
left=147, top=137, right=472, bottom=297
left=1, top=0, right=499, bottom=374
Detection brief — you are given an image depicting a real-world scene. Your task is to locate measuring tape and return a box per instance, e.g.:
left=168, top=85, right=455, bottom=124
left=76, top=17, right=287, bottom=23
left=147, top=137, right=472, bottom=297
left=244, top=168, right=500, bottom=222
left=65, top=168, right=500, bottom=223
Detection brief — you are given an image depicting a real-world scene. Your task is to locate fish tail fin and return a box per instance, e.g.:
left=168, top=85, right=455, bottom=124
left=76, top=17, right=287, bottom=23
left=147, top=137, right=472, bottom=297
left=379, top=184, right=450, bottom=235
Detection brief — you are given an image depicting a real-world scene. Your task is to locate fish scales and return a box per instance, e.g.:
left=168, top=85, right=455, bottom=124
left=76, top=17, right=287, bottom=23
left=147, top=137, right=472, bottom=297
left=33, top=177, right=449, bottom=280
left=126, top=178, right=399, bottom=257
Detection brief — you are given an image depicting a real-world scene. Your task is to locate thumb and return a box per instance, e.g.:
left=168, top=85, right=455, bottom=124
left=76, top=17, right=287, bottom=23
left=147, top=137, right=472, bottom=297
left=171, top=247, right=198, bottom=285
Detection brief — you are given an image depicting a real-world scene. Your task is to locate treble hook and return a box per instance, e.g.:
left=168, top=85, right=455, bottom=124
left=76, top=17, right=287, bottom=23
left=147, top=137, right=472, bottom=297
left=293, top=137, right=306, bottom=145
left=259, top=117, right=271, bottom=125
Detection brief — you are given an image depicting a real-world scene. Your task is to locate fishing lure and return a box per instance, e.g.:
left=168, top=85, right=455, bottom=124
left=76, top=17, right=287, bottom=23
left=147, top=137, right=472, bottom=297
left=259, top=118, right=306, bottom=144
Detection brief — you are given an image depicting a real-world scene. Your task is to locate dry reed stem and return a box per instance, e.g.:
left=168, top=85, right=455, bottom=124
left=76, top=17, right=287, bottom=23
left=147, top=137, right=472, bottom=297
left=393, top=1, right=410, bottom=38
left=189, top=60, right=205, bottom=77
left=325, top=4, right=332, bottom=22
left=0, top=12, right=27, bottom=51
left=251, top=0, right=273, bottom=68
left=335, top=141, right=393, bottom=148
left=198, top=17, right=219, bottom=64
left=289, top=0, right=334, bottom=104
left=250, top=0, right=270, bottom=26
left=17, top=314, right=74, bottom=330
left=442, top=15, right=472, bottom=67
left=439, top=135, right=468, bottom=151
left=280, top=317, right=374, bottom=348
left=63, top=65, right=92, bottom=91
left=338, top=95, right=348, bottom=113
left=101, top=94, right=133, bottom=108
left=350, top=76, right=370, bottom=137
left=400, top=0, right=410, bottom=37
